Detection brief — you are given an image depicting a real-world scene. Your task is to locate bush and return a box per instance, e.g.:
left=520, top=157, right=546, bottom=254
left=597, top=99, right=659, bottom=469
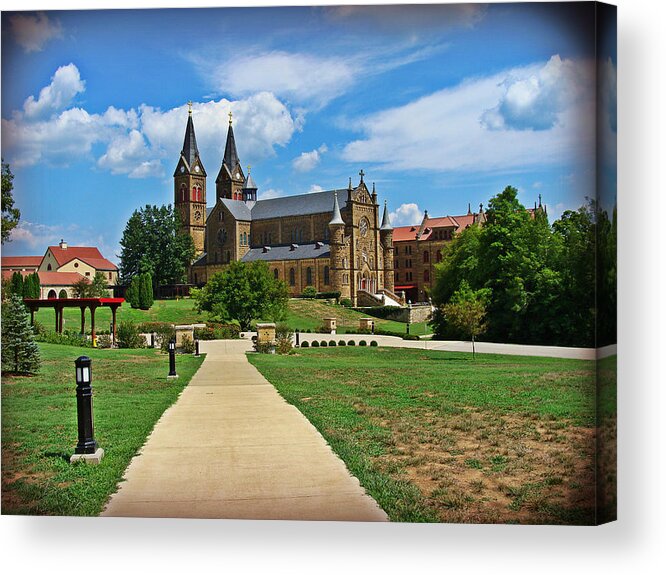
left=117, top=321, right=146, bottom=349
left=315, top=291, right=341, bottom=300
left=370, top=340, right=378, bottom=347
left=36, top=330, right=92, bottom=348
left=276, top=337, right=293, bottom=355
left=311, top=340, right=320, bottom=348
left=32, top=321, right=48, bottom=337
left=254, top=341, right=274, bottom=354
left=359, top=340, right=367, bottom=346
left=339, top=298, right=353, bottom=308
left=181, top=334, right=196, bottom=354
left=320, top=340, right=328, bottom=347
left=301, top=286, right=317, bottom=299
left=194, top=322, right=241, bottom=340
left=338, top=339, right=346, bottom=346
left=402, top=333, right=421, bottom=341
left=328, top=340, right=337, bottom=347
left=97, top=334, right=113, bottom=349
left=347, top=340, right=356, bottom=346
left=301, top=341, right=309, bottom=348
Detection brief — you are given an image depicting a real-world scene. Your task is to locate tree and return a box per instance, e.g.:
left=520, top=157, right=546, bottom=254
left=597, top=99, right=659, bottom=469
left=24, top=272, right=40, bottom=298
left=126, top=274, right=141, bottom=308
left=118, top=204, right=195, bottom=289
left=437, top=281, right=488, bottom=358
left=192, top=260, right=288, bottom=330
left=89, top=271, right=110, bottom=298
left=10, top=271, right=24, bottom=297
left=138, top=272, right=153, bottom=310
left=1, top=160, right=20, bottom=244
left=72, top=276, right=92, bottom=298
left=1, top=294, right=40, bottom=374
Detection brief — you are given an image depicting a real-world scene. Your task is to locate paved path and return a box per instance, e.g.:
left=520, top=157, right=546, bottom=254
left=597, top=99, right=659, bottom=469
left=101, top=340, right=388, bottom=521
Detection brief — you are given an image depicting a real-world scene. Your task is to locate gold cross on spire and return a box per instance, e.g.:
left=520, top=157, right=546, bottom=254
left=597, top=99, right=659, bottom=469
left=228, top=110, right=233, bottom=125
left=188, top=101, right=193, bottom=115
left=247, top=165, right=251, bottom=174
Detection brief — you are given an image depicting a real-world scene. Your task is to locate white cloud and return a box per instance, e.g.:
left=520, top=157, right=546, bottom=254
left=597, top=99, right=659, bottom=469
left=213, top=51, right=356, bottom=108
left=258, top=188, right=284, bottom=200
left=8, top=220, right=64, bottom=249
left=342, top=57, right=595, bottom=173
left=23, top=63, right=86, bottom=120
left=389, top=203, right=423, bottom=227
left=308, top=184, right=324, bottom=194
left=2, top=64, right=298, bottom=178
left=481, top=55, right=590, bottom=131
left=9, top=12, right=63, bottom=53
left=293, top=144, right=328, bottom=172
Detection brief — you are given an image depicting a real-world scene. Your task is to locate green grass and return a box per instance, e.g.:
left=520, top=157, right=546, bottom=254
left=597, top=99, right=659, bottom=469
left=248, top=347, right=599, bottom=524
left=1, top=342, right=204, bottom=516
left=33, top=298, right=206, bottom=333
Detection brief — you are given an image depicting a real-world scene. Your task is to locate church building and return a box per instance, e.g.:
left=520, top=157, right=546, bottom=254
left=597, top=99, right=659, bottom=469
left=174, top=106, right=401, bottom=306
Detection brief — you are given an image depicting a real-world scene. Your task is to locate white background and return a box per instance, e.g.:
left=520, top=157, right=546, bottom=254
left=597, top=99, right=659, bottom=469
left=1, top=1, right=663, bottom=573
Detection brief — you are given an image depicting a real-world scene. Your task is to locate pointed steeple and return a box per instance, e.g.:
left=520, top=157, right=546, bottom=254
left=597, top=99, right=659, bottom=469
left=223, top=113, right=241, bottom=175
left=180, top=102, right=202, bottom=172
left=242, top=166, right=258, bottom=202
left=380, top=200, right=392, bottom=231
left=329, top=192, right=344, bottom=226
left=467, top=202, right=472, bottom=216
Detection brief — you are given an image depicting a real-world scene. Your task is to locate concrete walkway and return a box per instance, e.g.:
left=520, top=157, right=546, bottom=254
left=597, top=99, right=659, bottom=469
left=101, top=340, right=388, bottom=521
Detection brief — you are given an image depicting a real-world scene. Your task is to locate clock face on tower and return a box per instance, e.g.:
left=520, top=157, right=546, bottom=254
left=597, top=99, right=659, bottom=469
left=359, top=217, right=369, bottom=237
left=217, top=228, right=227, bottom=246
left=194, top=165, right=200, bottom=173
left=180, top=165, right=185, bottom=173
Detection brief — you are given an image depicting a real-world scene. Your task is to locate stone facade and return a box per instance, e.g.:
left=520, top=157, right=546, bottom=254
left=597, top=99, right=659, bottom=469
left=174, top=110, right=398, bottom=305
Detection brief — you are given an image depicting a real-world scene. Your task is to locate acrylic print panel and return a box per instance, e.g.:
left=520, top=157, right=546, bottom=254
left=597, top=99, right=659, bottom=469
left=0, top=2, right=616, bottom=525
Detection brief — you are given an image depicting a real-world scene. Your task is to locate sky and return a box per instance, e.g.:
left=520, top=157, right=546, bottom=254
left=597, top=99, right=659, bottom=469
left=1, top=2, right=617, bottom=263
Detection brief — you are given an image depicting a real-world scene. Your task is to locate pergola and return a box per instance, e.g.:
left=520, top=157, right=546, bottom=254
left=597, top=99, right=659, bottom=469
left=24, top=297, right=125, bottom=345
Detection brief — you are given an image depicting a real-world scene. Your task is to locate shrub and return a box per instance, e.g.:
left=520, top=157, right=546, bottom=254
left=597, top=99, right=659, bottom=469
left=254, top=341, right=274, bottom=354
left=402, top=333, right=421, bottom=341
left=339, top=298, right=353, bottom=308
left=359, top=340, right=367, bottom=346
left=32, top=320, right=47, bottom=337
left=347, top=340, right=356, bottom=346
left=117, top=321, right=146, bottom=349
left=194, top=327, right=216, bottom=340
left=153, top=324, right=176, bottom=352
left=370, top=340, right=378, bottom=347
left=301, top=341, right=310, bottom=348
left=311, top=340, right=320, bottom=348
left=315, top=291, right=341, bottom=300
left=338, top=339, right=346, bottom=346
left=180, top=334, right=196, bottom=354
left=320, top=340, right=328, bottom=347
left=97, top=334, right=113, bottom=349
left=276, top=337, right=293, bottom=355
left=328, top=340, right=337, bottom=347
left=206, top=322, right=240, bottom=339
left=36, top=330, right=92, bottom=348
left=301, top=286, right=317, bottom=299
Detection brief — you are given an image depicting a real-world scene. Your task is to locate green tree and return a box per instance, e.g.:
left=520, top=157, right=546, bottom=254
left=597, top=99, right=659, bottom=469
left=10, top=271, right=24, bottom=297
left=1, top=160, right=20, bottom=244
left=1, top=293, right=40, bottom=374
left=192, top=260, right=288, bottom=330
left=72, top=276, right=92, bottom=298
left=25, top=272, right=40, bottom=298
left=89, top=271, right=110, bottom=298
left=438, top=281, right=489, bottom=358
left=126, top=275, right=142, bottom=308
left=138, top=272, right=153, bottom=310
left=119, top=205, right=195, bottom=288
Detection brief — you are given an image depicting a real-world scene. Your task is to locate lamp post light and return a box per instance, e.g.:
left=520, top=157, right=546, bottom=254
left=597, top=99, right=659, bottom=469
left=195, top=337, right=200, bottom=357
left=295, top=329, right=300, bottom=347
left=70, top=356, right=104, bottom=464
left=168, top=339, right=178, bottom=378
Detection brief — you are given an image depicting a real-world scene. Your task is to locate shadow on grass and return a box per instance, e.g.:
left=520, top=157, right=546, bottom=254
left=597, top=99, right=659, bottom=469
left=44, top=451, right=71, bottom=463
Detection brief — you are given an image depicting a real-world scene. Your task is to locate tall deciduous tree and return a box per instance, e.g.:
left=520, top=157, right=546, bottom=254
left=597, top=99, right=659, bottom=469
left=439, top=281, right=489, bottom=358
left=1, top=294, right=40, bottom=374
left=118, top=205, right=195, bottom=289
left=1, top=160, right=20, bottom=244
left=192, top=261, right=288, bottom=330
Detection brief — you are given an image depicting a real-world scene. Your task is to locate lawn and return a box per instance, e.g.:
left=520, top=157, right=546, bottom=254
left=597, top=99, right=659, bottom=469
left=248, top=347, right=602, bottom=525
left=1, top=342, right=204, bottom=516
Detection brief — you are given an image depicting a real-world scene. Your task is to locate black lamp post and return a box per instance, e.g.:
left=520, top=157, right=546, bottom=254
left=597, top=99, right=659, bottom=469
left=295, top=329, right=300, bottom=347
left=168, top=339, right=178, bottom=378
left=194, top=338, right=200, bottom=357
left=73, top=356, right=99, bottom=457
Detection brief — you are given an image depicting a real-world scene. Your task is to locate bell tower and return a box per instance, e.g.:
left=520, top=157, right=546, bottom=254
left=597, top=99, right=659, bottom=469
left=215, top=110, right=245, bottom=201
left=174, top=102, right=207, bottom=256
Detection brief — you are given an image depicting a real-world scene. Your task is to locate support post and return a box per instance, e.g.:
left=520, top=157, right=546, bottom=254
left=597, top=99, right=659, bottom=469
left=90, top=305, right=97, bottom=345
left=30, top=307, right=35, bottom=326
left=111, top=305, right=118, bottom=346
left=80, top=307, right=86, bottom=335
left=70, top=356, right=104, bottom=464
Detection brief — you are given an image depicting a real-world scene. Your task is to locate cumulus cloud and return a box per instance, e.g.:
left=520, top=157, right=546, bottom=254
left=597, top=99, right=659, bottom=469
left=389, top=203, right=423, bottom=227
left=342, top=57, right=595, bottom=173
left=481, top=55, right=590, bottom=131
left=23, top=64, right=86, bottom=120
left=308, top=184, right=324, bottom=194
left=2, top=64, right=298, bottom=177
left=213, top=51, right=355, bottom=108
left=9, top=12, right=63, bottom=53
left=258, top=188, right=284, bottom=200
left=293, top=144, right=328, bottom=172
left=8, top=220, right=64, bottom=249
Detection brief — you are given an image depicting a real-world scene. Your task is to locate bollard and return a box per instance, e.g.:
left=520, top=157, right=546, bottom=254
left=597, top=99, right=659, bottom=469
left=195, top=338, right=200, bottom=356
left=70, top=356, right=104, bottom=464
left=295, top=329, right=300, bottom=347
left=150, top=333, right=155, bottom=348
left=168, top=339, right=178, bottom=378
left=406, top=323, right=410, bottom=335
left=371, top=321, right=375, bottom=335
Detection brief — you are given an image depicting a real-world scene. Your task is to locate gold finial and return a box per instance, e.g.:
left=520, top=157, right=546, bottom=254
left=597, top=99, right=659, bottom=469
left=228, top=110, right=233, bottom=125
left=247, top=165, right=251, bottom=174
left=188, top=101, right=193, bottom=115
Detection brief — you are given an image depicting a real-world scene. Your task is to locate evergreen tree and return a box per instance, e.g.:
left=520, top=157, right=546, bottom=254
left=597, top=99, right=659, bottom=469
left=2, top=160, right=20, bottom=244
left=138, top=272, right=153, bottom=310
left=32, top=272, right=41, bottom=298
left=144, top=272, right=154, bottom=308
left=126, top=275, right=141, bottom=308
left=1, top=293, right=40, bottom=374
left=89, top=271, right=109, bottom=297
left=25, top=272, right=40, bottom=298
left=10, top=271, right=24, bottom=297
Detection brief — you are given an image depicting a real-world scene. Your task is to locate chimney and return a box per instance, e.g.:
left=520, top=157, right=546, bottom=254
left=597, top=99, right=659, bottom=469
left=59, top=239, right=68, bottom=250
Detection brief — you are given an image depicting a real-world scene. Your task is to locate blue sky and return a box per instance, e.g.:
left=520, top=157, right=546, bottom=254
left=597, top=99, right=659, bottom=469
left=1, top=2, right=616, bottom=262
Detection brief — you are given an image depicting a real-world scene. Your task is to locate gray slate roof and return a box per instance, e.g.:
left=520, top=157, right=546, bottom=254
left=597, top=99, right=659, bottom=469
left=251, top=189, right=346, bottom=220
left=241, top=242, right=330, bottom=262
left=221, top=198, right=252, bottom=220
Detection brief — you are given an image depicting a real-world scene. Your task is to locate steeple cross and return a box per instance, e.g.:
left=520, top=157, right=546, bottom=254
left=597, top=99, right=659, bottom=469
left=359, top=169, right=365, bottom=183
left=188, top=101, right=193, bottom=115
left=228, top=110, right=233, bottom=125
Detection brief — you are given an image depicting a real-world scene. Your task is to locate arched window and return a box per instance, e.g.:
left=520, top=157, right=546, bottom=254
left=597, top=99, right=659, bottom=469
left=47, top=289, right=57, bottom=299
left=274, top=269, right=279, bottom=280
left=423, top=251, right=429, bottom=263
left=180, top=184, right=187, bottom=202
left=58, top=289, right=68, bottom=299
left=306, top=267, right=312, bottom=285
left=289, top=268, right=295, bottom=286
left=424, top=270, right=430, bottom=282
left=324, top=266, right=330, bottom=285
left=47, top=263, right=52, bottom=271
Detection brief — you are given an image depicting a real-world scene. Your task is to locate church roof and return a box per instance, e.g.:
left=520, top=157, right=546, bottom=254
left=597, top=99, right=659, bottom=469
left=251, top=189, right=347, bottom=221
left=220, top=198, right=252, bottom=221
left=241, top=242, right=330, bottom=262
left=47, top=245, right=117, bottom=270
left=243, top=172, right=257, bottom=190
left=380, top=201, right=392, bottom=231
left=223, top=124, right=240, bottom=170
left=328, top=192, right=344, bottom=226
left=181, top=112, right=200, bottom=170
